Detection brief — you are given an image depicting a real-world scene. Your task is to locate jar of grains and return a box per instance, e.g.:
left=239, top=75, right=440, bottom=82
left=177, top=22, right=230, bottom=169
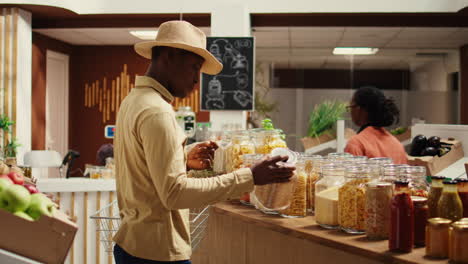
left=338, top=166, right=371, bottom=234
left=365, top=182, right=393, bottom=240
left=315, top=164, right=345, bottom=229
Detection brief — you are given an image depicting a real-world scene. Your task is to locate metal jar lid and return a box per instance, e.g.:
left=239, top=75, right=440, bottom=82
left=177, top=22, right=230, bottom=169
left=428, top=217, right=452, bottom=227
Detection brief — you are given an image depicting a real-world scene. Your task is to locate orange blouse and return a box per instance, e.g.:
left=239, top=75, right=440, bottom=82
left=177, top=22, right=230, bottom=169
left=345, top=126, right=408, bottom=164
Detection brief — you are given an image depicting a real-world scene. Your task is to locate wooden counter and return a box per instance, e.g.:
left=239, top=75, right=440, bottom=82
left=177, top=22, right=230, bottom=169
left=192, top=202, right=448, bottom=264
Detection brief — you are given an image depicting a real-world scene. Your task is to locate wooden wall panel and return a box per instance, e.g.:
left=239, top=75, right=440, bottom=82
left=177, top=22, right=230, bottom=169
left=70, top=46, right=209, bottom=171
left=0, top=8, right=22, bottom=152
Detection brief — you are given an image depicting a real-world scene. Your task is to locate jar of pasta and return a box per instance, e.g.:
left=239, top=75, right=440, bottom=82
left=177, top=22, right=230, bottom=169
left=213, top=131, right=232, bottom=174
left=399, top=166, right=429, bottom=197
left=240, top=154, right=264, bottom=206
left=300, top=154, right=322, bottom=213
left=338, top=166, right=371, bottom=234
left=279, top=160, right=307, bottom=218
left=254, top=129, right=287, bottom=154
left=225, top=131, right=255, bottom=172
left=365, top=182, right=393, bottom=240
left=315, top=164, right=345, bottom=229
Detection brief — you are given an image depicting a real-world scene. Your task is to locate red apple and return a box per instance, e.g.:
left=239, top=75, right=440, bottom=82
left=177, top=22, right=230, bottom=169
left=23, top=184, right=39, bottom=194
left=0, top=174, right=13, bottom=184
left=7, top=172, right=24, bottom=185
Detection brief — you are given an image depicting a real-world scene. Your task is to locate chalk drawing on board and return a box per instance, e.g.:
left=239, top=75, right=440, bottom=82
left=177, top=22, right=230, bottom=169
left=234, top=39, right=252, bottom=49
left=209, top=43, right=223, bottom=62
left=236, top=73, right=249, bottom=89
left=202, top=37, right=254, bottom=110
left=233, top=90, right=252, bottom=107
left=209, top=39, right=249, bottom=71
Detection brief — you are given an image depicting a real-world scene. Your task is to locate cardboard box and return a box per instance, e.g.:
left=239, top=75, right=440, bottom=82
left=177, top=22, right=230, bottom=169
left=0, top=209, right=77, bottom=264
left=301, top=128, right=356, bottom=150
left=407, top=139, right=464, bottom=176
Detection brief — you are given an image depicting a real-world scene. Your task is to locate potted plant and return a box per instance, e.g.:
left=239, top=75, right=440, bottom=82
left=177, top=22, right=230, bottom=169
left=301, top=100, right=353, bottom=150
left=0, top=115, right=18, bottom=165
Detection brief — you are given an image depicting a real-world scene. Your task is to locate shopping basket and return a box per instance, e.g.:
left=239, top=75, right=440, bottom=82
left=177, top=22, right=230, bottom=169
left=90, top=200, right=210, bottom=254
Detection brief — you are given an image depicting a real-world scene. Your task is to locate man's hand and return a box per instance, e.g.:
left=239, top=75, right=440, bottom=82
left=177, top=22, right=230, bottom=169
left=187, top=141, right=219, bottom=170
left=251, top=155, right=295, bottom=185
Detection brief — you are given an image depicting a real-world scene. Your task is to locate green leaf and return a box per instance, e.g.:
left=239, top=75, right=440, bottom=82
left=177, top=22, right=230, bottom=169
left=307, top=100, right=347, bottom=138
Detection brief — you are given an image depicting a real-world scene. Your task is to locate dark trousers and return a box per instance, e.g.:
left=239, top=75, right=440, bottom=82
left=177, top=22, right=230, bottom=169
left=114, top=244, right=192, bottom=264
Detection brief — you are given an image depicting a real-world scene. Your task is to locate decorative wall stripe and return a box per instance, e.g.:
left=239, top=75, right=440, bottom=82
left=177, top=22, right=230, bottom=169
left=70, top=192, right=75, bottom=264
left=0, top=7, right=20, bottom=151
left=84, top=192, right=88, bottom=264
left=11, top=8, right=17, bottom=139
left=96, top=191, right=101, bottom=264
left=108, top=191, right=114, bottom=264
left=3, top=8, right=11, bottom=147
left=83, top=64, right=202, bottom=124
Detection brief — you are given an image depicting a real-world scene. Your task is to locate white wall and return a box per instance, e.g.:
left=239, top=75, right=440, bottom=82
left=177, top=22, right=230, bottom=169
left=16, top=9, right=32, bottom=165
left=2, top=0, right=468, bottom=14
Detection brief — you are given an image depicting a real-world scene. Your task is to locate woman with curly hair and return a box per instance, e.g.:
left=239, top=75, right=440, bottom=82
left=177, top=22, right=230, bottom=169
left=345, top=86, right=408, bottom=164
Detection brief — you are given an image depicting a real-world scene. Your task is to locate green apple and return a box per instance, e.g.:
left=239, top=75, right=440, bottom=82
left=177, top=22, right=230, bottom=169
left=14, top=211, right=34, bottom=221
left=0, top=184, right=31, bottom=212
left=0, top=177, right=13, bottom=193
left=26, top=193, right=57, bottom=220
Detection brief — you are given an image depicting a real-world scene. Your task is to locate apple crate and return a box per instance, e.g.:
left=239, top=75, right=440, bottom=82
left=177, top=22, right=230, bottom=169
left=90, top=200, right=211, bottom=254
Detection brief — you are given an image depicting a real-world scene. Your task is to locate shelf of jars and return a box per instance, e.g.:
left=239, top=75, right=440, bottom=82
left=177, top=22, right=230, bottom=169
left=208, top=127, right=468, bottom=263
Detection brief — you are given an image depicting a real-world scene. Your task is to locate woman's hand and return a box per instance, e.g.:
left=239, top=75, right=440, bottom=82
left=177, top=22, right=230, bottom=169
left=187, top=141, right=218, bottom=170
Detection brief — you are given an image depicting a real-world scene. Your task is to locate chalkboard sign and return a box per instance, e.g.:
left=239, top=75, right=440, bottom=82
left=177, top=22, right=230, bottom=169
left=201, top=37, right=254, bottom=111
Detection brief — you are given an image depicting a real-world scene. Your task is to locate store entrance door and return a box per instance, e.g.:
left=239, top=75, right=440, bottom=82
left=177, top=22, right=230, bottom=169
left=46, top=50, right=69, bottom=178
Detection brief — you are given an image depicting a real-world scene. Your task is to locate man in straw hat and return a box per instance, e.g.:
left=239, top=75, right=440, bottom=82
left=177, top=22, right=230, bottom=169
left=113, top=20, right=295, bottom=263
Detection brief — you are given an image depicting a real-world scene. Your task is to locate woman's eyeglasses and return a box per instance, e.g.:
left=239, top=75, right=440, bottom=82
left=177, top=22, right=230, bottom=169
left=346, top=104, right=358, bottom=112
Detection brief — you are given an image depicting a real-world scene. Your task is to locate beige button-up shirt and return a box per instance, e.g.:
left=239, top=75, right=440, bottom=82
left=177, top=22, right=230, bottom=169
left=113, top=76, right=254, bottom=261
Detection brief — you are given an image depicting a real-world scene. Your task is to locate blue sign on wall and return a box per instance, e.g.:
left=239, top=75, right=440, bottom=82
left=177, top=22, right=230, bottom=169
left=105, top=125, right=115, bottom=139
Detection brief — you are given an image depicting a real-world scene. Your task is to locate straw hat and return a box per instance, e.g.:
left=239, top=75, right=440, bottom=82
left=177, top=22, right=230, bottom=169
left=134, top=20, right=223, bottom=75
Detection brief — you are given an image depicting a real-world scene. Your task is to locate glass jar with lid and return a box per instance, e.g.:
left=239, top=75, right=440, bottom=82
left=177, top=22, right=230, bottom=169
left=389, top=180, right=414, bottom=253
left=354, top=161, right=381, bottom=180
left=90, top=167, right=102, bottom=179
left=450, top=221, right=468, bottom=263
left=315, top=164, right=345, bottom=229
left=399, top=166, right=429, bottom=197
left=438, top=180, right=463, bottom=222
left=302, top=154, right=323, bottom=213
left=413, top=196, right=429, bottom=247
left=346, top=156, right=368, bottom=163
left=456, top=178, right=468, bottom=218
left=213, top=131, right=232, bottom=174
left=225, top=131, right=255, bottom=172
left=368, top=157, right=393, bottom=166
left=338, top=166, right=371, bottom=234
left=254, top=129, right=287, bottom=154
left=327, top=152, right=353, bottom=161
left=426, top=218, right=452, bottom=258
left=175, top=106, right=196, bottom=138
left=251, top=156, right=297, bottom=214
left=365, top=182, right=393, bottom=240
left=382, top=164, right=400, bottom=184
left=428, top=176, right=446, bottom=218
left=279, top=160, right=307, bottom=218
left=239, top=154, right=264, bottom=206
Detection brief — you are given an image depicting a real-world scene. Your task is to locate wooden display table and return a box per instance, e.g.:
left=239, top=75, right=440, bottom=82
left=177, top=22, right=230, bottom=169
left=192, top=202, right=447, bottom=264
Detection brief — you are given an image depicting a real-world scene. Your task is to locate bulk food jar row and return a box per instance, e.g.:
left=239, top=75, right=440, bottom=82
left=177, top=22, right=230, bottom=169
left=211, top=130, right=468, bottom=263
